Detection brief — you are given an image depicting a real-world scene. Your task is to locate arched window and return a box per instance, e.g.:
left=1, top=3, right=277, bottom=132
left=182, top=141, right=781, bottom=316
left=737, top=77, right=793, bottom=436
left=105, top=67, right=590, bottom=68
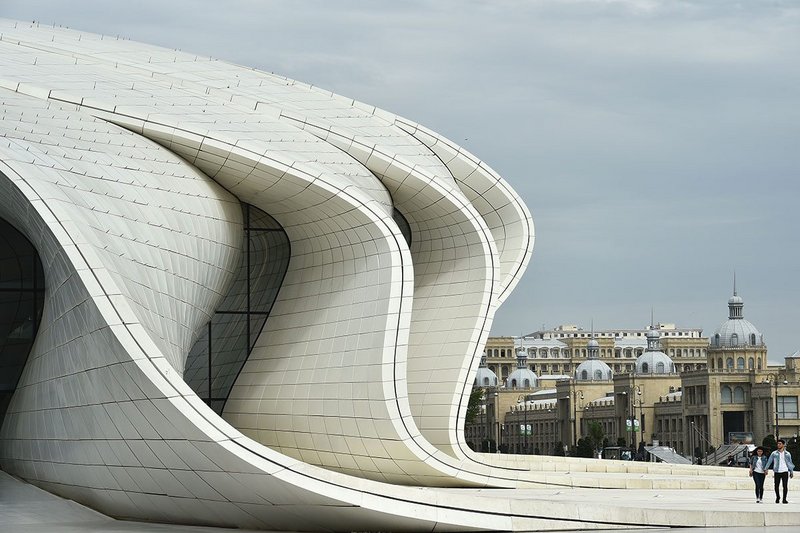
left=726, top=358, right=734, bottom=369
left=730, top=333, right=738, bottom=346
left=757, top=358, right=763, bottom=370
left=581, top=370, right=588, bottom=380
left=737, top=357, right=745, bottom=370
left=594, top=369, right=603, bottom=380
left=656, top=362, right=665, bottom=373
left=642, top=362, right=649, bottom=373
left=483, top=377, right=490, bottom=386
left=748, top=358, right=755, bottom=370
left=510, top=379, right=518, bottom=388
left=717, top=357, right=723, bottom=369
left=523, top=379, right=531, bottom=388
left=721, top=386, right=732, bottom=404
left=750, top=333, right=757, bottom=345
left=733, top=386, right=745, bottom=403
left=713, top=334, right=720, bottom=346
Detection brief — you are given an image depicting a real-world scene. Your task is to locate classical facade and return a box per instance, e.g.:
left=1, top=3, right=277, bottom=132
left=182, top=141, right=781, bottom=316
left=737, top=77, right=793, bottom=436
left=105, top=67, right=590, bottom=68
left=478, top=291, right=800, bottom=464
left=657, top=290, right=799, bottom=456
left=484, top=323, right=707, bottom=383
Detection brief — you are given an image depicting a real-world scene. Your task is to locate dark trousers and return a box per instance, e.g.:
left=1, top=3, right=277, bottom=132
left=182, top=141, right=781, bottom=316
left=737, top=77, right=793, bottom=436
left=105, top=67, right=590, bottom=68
left=774, top=472, right=789, bottom=501
left=753, top=472, right=765, bottom=500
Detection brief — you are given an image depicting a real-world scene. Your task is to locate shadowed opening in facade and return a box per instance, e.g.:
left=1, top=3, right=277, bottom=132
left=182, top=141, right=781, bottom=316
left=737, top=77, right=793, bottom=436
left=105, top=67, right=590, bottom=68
left=183, top=204, right=290, bottom=414
left=0, top=217, right=44, bottom=428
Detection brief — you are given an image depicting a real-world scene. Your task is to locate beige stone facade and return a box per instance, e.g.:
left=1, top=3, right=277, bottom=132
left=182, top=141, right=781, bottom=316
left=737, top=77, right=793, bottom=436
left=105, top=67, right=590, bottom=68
left=470, top=315, right=800, bottom=459
left=483, top=324, right=708, bottom=385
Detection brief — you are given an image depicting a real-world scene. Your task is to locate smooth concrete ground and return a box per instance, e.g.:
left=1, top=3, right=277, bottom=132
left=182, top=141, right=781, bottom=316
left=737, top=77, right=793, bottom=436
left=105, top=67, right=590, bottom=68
left=2, top=470, right=798, bottom=532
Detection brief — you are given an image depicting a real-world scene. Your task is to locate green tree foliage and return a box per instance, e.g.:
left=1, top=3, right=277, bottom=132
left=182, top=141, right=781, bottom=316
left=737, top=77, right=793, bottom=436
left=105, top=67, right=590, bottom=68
left=587, top=421, right=605, bottom=452
left=576, top=437, right=594, bottom=458
left=552, top=441, right=566, bottom=456
left=465, top=387, right=484, bottom=425
left=787, top=437, right=799, bottom=458
left=762, top=434, right=777, bottom=451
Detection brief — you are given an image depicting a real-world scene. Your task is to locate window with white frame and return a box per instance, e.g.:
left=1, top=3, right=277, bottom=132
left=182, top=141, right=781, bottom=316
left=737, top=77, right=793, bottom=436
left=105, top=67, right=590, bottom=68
left=777, top=396, right=798, bottom=419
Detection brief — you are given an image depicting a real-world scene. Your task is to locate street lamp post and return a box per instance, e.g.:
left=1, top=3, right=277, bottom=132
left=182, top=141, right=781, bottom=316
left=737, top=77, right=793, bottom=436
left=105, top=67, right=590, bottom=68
left=572, top=390, right=584, bottom=447
left=482, top=389, right=490, bottom=452
left=623, top=386, right=641, bottom=450
left=634, top=385, right=643, bottom=448
left=490, top=390, right=500, bottom=453
left=517, top=394, right=529, bottom=454
left=764, top=372, right=788, bottom=440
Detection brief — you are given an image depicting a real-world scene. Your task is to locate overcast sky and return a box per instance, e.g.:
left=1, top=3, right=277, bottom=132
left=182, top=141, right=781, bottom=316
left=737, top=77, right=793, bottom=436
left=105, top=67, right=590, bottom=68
left=3, top=1, right=799, bottom=362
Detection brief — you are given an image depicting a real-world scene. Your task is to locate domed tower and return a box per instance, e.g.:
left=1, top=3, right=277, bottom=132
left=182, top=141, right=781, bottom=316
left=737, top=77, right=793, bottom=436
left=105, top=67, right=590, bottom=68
left=635, top=328, right=676, bottom=375
left=709, top=282, right=767, bottom=371
left=473, top=353, right=498, bottom=387
left=507, top=347, right=538, bottom=388
left=575, top=333, right=612, bottom=381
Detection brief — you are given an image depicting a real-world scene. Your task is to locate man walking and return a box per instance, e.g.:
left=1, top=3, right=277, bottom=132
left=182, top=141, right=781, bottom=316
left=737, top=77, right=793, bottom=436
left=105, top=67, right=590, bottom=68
left=765, top=439, right=795, bottom=503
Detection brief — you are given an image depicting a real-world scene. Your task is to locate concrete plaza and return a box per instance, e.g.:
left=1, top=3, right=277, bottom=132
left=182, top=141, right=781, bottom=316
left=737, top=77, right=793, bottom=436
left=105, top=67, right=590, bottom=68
left=3, top=470, right=798, bottom=532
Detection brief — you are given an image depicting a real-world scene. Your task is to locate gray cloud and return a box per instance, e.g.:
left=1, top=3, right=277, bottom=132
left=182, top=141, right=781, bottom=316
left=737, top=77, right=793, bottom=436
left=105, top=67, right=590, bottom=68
left=2, top=0, right=798, bottom=360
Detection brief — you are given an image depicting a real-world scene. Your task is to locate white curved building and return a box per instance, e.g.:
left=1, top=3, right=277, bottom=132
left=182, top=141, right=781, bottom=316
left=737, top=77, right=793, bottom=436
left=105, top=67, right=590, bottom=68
left=0, top=20, right=787, bottom=531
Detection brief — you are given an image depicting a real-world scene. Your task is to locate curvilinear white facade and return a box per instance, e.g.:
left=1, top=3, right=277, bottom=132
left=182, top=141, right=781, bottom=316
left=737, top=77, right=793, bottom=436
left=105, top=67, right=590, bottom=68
left=0, top=20, right=791, bottom=531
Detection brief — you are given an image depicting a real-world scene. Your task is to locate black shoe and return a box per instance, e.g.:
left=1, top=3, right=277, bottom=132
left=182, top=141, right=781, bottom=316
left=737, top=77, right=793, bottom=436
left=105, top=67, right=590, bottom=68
left=783, top=500, right=789, bottom=504
left=776, top=498, right=781, bottom=503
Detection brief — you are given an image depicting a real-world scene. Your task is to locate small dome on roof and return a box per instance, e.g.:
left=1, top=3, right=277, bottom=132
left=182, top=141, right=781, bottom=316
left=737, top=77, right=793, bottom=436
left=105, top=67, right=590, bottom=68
left=712, top=289, right=764, bottom=348
left=728, top=294, right=743, bottom=305
left=575, top=359, right=612, bottom=381
left=635, top=350, right=675, bottom=375
left=507, top=367, right=538, bottom=388
left=473, top=353, right=497, bottom=387
left=507, top=346, right=538, bottom=388
left=474, top=366, right=498, bottom=387
left=635, top=326, right=675, bottom=374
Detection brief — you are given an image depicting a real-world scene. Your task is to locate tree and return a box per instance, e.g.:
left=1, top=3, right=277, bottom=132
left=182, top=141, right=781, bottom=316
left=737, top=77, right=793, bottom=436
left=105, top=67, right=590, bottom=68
left=576, top=437, right=594, bottom=458
left=762, top=434, right=777, bottom=451
left=587, top=421, right=605, bottom=454
left=552, top=441, right=566, bottom=456
left=465, top=387, right=484, bottom=425
left=787, top=437, right=800, bottom=459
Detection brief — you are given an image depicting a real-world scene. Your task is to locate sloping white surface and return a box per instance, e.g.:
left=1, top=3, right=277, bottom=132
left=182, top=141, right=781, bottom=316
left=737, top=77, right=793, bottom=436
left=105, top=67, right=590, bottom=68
left=0, top=20, right=780, bottom=532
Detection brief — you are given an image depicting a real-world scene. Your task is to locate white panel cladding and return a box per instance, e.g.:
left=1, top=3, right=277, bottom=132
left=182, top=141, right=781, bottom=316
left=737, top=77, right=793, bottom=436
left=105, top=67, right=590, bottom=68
left=0, top=92, right=242, bottom=375
left=0, top=21, right=783, bottom=533
left=0, top=102, right=508, bottom=531
left=0, top=26, right=499, bottom=482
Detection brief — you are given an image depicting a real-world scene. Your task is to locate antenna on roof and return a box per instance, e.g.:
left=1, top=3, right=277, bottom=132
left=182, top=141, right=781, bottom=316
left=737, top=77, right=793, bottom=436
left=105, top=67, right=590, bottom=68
left=733, top=271, right=737, bottom=296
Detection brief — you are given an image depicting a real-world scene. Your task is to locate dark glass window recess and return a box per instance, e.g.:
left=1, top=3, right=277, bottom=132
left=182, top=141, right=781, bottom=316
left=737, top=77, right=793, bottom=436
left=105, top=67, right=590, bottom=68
left=0, top=217, right=45, bottom=428
left=393, top=208, right=412, bottom=247
left=183, top=204, right=290, bottom=415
